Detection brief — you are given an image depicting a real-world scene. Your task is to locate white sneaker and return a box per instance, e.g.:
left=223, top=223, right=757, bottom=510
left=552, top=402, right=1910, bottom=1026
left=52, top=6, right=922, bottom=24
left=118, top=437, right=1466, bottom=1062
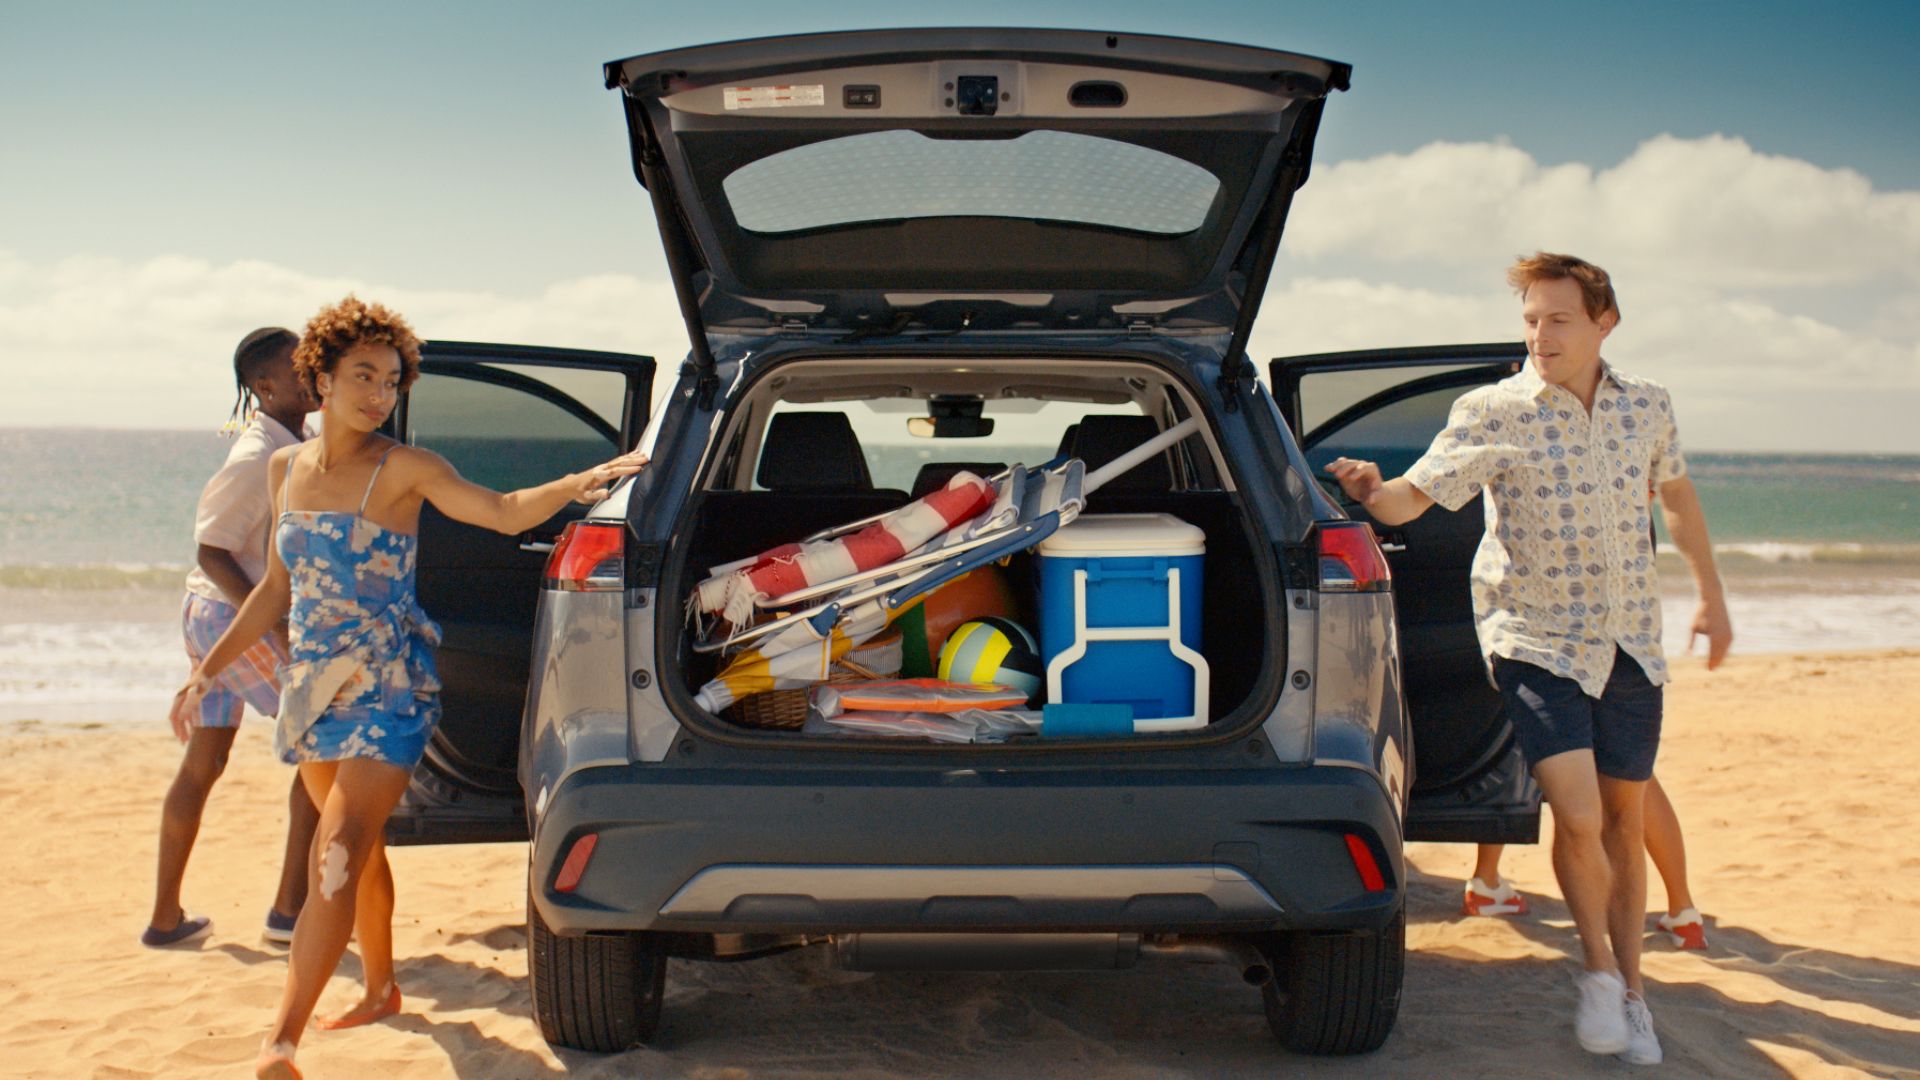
left=1574, top=969, right=1630, bottom=1054
left=1620, top=990, right=1663, bottom=1065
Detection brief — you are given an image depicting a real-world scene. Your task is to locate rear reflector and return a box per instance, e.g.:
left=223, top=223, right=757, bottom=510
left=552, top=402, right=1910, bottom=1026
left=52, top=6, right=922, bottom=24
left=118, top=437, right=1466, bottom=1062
left=1344, top=833, right=1387, bottom=893
left=1317, top=521, right=1392, bottom=593
left=553, top=832, right=599, bottom=893
left=543, top=521, right=625, bottom=592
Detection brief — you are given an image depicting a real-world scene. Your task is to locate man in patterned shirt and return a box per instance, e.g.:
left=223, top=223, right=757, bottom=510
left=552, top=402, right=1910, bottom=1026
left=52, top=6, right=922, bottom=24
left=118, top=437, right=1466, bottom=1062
left=1329, top=252, right=1732, bottom=1066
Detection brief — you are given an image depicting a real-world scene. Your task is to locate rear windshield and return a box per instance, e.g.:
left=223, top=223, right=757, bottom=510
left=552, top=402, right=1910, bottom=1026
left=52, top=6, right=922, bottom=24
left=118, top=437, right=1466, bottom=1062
left=759, top=398, right=1146, bottom=493
left=722, top=130, right=1221, bottom=235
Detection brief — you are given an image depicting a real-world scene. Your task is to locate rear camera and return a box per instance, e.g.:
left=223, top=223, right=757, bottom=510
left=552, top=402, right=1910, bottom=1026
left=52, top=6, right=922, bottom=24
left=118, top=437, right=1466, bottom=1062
left=955, top=75, right=999, bottom=116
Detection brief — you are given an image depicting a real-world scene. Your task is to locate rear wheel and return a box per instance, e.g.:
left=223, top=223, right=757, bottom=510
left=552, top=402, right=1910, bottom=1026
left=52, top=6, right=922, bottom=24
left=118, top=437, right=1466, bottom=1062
left=528, top=887, right=667, bottom=1052
left=1260, top=906, right=1404, bottom=1055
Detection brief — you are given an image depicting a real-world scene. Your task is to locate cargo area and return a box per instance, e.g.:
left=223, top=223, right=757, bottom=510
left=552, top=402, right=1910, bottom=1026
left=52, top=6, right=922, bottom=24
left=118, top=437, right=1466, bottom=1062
left=662, top=357, right=1280, bottom=743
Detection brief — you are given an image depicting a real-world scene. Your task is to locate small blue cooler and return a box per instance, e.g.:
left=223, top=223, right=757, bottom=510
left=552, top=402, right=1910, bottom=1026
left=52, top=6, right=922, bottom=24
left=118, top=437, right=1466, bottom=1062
left=1037, top=513, right=1208, bottom=732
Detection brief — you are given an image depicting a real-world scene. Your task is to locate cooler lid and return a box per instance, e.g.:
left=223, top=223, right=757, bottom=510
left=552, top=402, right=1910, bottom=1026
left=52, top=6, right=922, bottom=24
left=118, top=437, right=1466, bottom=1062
left=1038, top=513, right=1205, bottom=557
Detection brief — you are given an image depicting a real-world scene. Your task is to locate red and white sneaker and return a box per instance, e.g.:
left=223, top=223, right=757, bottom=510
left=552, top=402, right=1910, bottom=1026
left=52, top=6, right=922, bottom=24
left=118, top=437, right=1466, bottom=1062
left=1462, top=876, right=1530, bottom=917
left=1656, top=907, right=1708, bottom=950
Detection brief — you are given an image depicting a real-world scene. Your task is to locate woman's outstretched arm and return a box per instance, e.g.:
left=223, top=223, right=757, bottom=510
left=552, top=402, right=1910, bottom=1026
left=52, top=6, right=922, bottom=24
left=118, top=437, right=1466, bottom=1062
left=401, top=445, right=648, bottom=537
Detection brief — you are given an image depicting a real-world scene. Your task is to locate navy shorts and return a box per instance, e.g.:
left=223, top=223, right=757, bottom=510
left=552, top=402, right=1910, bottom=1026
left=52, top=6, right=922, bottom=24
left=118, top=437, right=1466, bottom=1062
left=1492, top=648, right=1663, bottom=781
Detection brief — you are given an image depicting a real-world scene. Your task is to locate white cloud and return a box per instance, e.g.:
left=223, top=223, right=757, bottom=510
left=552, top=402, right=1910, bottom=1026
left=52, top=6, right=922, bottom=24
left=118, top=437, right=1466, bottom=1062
left=1259, top=135, right=1920, bottom=451
left=0, top=255, right=693, bottom=429
left=1286, top=134, right=1920, bottom=289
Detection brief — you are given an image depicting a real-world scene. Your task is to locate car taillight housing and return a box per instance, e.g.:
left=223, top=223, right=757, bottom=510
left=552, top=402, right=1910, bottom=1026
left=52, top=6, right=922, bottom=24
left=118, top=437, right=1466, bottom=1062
left=1316, top=521, right=1392, bottom=593
left=543, top=521, right=625, bottom=592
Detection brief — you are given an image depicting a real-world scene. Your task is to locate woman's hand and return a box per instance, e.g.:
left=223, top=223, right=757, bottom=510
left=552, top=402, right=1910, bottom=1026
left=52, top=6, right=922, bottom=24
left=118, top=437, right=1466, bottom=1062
left=569, top=449, right=650, bottom=504
left=170, top=671, right=215, bottom=743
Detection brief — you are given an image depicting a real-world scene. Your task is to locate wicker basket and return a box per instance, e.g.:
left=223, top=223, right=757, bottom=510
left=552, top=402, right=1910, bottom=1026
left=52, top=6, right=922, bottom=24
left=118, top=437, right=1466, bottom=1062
left=723, top=658, right=883, bottom=730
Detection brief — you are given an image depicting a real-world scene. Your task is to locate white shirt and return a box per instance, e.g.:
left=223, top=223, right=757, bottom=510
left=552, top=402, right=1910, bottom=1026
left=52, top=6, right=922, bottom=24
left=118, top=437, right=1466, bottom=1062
left=1405, top=362, right=1688, bottom=697
left=184, top=413, right=309, bottom=606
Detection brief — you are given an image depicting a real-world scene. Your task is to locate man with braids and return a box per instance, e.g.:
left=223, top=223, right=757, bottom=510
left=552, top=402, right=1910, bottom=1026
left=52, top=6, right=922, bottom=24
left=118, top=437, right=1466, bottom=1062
left=144, top=327, right=321, bottom=949
left=171, top=296, right=647, bottom=1079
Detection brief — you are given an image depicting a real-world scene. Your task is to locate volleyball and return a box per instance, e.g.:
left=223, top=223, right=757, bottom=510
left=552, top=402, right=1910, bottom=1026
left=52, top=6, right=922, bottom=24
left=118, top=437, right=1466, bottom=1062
left=937, top=617, right=1043, bottom=704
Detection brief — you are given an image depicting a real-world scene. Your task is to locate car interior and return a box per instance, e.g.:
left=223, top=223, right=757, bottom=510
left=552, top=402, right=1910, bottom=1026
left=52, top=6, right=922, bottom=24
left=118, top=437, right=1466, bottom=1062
left=669, top=357, right=1276, bottom=734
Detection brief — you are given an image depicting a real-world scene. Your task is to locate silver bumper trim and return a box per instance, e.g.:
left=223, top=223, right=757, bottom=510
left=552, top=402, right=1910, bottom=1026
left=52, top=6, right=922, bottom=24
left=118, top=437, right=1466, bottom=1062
left=658, top=863, right=1285, bottom=920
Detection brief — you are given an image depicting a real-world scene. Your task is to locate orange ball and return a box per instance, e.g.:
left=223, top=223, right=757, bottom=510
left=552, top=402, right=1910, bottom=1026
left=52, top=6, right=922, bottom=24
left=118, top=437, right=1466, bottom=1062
left=891, top=565, right=1018, bottom=677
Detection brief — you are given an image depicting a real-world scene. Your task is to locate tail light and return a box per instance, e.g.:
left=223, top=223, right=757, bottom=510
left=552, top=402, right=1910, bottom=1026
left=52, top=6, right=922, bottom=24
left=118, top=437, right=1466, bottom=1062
left=1317, top=521, right=1392, bottom=593
left=543, top=521, right=625, bottom=592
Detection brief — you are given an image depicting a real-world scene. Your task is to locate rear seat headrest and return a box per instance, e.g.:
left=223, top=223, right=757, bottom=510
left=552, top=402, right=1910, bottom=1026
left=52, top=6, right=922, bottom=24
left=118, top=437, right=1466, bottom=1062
left=909, top=462, right=1005, bottom=501
left=757, top=412, right=875, bottom=491
left=1068, top=415, right=1172, bottom=492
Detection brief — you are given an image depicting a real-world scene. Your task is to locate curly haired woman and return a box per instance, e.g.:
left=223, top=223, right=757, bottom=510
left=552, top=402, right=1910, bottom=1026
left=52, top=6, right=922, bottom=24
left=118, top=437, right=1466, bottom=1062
left=169, top=296, right=647, bottom=1079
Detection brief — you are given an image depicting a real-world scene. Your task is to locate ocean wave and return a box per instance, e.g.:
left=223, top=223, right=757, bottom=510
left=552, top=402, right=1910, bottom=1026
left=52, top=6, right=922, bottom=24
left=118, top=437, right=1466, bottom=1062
left=0, top=619, right=183, bottom=706
left=0, top=563, right=188, bottom=590
left=1657, top=542, right=1920, bottom=566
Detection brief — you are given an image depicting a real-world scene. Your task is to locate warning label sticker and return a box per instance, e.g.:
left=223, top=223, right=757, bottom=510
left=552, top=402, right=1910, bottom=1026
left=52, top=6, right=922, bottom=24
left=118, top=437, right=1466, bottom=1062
left=723, top=84, right=827, bottom=110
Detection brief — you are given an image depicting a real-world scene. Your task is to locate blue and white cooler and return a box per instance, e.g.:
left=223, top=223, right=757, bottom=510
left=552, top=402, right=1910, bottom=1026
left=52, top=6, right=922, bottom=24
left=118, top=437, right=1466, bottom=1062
left=1037, top=513, right=1208, bottom=732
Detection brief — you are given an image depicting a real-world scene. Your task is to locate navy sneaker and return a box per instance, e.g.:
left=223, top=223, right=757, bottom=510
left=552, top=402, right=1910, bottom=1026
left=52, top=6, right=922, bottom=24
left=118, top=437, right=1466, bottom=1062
left=140, top=913, right=212, bottom=949
left=263, top=908, right=298, bottom=945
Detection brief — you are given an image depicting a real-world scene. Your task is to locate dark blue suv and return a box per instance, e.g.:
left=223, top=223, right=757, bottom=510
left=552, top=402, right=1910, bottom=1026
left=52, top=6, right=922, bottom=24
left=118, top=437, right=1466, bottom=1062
left=379, top=29, right=1541, bottom=1058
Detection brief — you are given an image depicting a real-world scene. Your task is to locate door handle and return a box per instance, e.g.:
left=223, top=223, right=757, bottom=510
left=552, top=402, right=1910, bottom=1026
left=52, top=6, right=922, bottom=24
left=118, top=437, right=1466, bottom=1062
left=519, top=541, right=555, bottom=553
left=1370, top=526, right=1407, bottom=553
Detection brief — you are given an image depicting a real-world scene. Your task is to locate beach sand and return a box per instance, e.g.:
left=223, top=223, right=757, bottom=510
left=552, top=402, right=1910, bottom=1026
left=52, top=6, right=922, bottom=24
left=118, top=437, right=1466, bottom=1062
left=3, top=650, right=1916, bottom=1078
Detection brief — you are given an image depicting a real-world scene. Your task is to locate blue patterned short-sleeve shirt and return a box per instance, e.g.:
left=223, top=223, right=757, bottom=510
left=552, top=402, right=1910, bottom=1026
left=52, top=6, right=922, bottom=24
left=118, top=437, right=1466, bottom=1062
left=1405, top=362, right=1687, bottom=697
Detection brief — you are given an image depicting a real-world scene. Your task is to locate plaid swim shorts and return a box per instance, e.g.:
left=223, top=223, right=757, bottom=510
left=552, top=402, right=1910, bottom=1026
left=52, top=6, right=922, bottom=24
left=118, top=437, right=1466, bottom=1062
left=181, top=593, right=286, bottom=728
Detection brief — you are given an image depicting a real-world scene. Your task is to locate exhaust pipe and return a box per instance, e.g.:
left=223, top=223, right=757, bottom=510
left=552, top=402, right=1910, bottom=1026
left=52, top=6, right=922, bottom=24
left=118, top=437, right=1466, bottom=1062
left=830, top=932, right=1271, bottom=985
left=1137, top=935, right=1273, bottom=986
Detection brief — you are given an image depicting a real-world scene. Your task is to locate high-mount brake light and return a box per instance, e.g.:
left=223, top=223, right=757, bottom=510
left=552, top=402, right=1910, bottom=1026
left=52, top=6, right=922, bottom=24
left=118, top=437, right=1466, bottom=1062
left=543, top=521, right=625, bottom=592
left=1316, top=521, right=1392, bottom=593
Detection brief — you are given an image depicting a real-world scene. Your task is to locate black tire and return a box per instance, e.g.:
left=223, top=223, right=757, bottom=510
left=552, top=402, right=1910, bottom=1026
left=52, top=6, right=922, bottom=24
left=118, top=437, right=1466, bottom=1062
left=528, top=887, right=667, bottom=1052
left=1260, top=906, right=1405, bottom=1055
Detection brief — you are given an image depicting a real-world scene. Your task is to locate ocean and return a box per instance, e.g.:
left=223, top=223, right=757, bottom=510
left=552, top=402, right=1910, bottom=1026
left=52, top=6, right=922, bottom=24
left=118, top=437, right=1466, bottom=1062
left=2, top=428, right=1916, bottom=721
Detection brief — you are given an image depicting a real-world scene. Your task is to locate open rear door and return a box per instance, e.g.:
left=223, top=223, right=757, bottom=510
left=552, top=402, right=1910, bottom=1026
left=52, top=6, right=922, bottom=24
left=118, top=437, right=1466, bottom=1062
left=386, top=342, right=654, bottom=845
left=1272, top=344, right=1540, bottom=843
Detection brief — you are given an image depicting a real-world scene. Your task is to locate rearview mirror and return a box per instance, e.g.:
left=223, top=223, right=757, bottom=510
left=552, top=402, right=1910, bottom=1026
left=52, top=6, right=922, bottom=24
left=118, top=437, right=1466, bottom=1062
left=907, top=416, right=995, bottom=438
left=909, top=395, right=994, bottom=438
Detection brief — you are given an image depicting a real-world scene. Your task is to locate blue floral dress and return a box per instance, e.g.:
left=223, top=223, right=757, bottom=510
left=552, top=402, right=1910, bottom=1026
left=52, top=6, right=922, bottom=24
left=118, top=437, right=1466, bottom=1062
left=273, top=446, right=442, bottom=769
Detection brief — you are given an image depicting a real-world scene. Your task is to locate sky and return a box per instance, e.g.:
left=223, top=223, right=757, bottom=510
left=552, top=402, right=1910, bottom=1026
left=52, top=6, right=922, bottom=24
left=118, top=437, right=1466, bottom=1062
left=2, top=0, right=1917, bottom=452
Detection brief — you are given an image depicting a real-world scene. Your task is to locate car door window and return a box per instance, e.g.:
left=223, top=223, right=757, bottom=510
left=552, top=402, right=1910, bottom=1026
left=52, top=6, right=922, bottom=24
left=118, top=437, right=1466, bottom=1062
left=1301, top=383, right=1467, bottom=482
left=406, top=369, right=618, bottom=491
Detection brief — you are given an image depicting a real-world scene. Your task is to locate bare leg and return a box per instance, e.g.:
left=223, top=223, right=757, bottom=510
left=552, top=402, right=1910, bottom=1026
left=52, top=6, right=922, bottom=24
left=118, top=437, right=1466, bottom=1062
left=149, top=726, right=238, bottom=930
left=316, top=834, right=399, bottom=1024
left=1532, top=750, right=1616, bottom=974
left=256, top=758, right=411, bottom=1076
left=1641, top=774, right=1695, bottom=915
left=1598, top=775, right=1650, bottom=994
left=271, top=772, right=319, bottom=919
left=1474, top=844, right=1505, bottom=886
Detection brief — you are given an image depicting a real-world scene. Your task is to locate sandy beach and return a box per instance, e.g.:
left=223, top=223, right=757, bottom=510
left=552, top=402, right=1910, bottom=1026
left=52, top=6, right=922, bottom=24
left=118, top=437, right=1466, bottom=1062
left=3, top=649, right=1916, bottom=1079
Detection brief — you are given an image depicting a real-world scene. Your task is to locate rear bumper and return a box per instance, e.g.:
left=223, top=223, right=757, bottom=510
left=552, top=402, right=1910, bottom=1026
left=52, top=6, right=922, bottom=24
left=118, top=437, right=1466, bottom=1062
left=530, top=762, right=1402, bottom=937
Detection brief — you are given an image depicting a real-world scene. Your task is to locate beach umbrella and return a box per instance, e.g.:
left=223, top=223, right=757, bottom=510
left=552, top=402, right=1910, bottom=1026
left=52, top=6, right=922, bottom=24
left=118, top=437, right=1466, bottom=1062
left=692, top=470, right=995, bottom=629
